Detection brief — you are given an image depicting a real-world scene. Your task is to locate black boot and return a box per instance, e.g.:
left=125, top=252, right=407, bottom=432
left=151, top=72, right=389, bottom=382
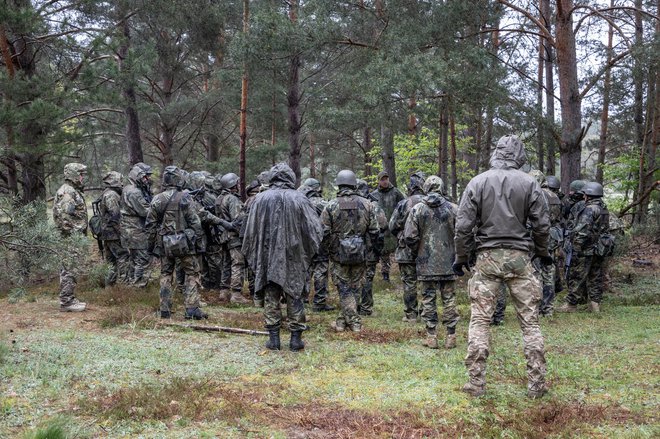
left=289, top=330, right=305, bottom=352
left=185, top=307, right=208, bottom=320
left=266, top=329, right=281, bottom=350
left=160, top=310, right=171, bottom=319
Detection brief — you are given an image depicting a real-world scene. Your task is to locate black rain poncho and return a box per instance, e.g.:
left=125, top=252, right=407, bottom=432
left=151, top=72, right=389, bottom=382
left=241, top=163, right=323, bottom=297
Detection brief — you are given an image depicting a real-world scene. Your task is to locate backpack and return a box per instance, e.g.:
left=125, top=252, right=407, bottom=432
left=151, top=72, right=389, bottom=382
left=88, top=196, right=103, bottom=239
left=595, top=233, right=615, bottom=257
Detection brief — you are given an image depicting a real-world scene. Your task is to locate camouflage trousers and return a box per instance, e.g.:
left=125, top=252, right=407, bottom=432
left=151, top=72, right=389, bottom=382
left=311, top=259, right=329, bottom=307
left=567, top=255, right=604, bottom=305
left=159, top=255, right=200, bottom=312
left=103, top=239, right=130, bottom=286
left=399, top=262, right=418, bottom=319
left=539, top=257, right=556, bottom=315
left=465, top=249, right=546, bottom=392
left=60, top=265, right=81, bottom=306
left=419, top=280, right=459, bottom=334
left=221, top=246, right=245, bottom=293
left=379, top=252, right=392, bottom=276
left=206, top=244, right=228, bottom=290
left=128, top=248, right=152, bottom=288
left=264, top=282, right=306, bottom=332
left=360, top=261, right=377, bottom=314
left=331, top=262, right=365, bottom=327
left=491, top=284, right=508, bottom=325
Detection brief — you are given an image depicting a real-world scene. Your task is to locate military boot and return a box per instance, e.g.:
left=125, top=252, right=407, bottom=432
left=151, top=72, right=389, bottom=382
left=349, top=322, right=362, bottom=333
left=402, top=313, right=418, bottom=323
left=266, top=329, right=281, bottom=350
left=527, top=383, right=548, bottom=399
left=160, top=310, right=171, bottom=319
left=462, top=382, right=485, bottom=397
left=313, top=303, right=335, bottom=312
left=289, top=331, right=305, bottom=351
left=557, top=302, right=577, bottom=313
left=185, top=307, right=209, bottom=320
left=331, top=320, right=346, bottom=332
left=230, top=291, right=251, bottom=305
left=444, top=333, right=457, bottom=349
left=422, top=331, right=438, bottom=349
left=60, top=299, right=86, bottom=312
left=588, top=301, right=600, bottom=313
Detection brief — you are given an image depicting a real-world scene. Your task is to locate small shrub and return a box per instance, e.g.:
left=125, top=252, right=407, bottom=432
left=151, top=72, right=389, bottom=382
left=23, top=417, right=69, bottom=439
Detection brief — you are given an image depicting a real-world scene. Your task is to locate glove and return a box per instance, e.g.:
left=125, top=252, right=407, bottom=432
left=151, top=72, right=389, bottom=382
left=452, top=261, right=471, bottom=277
left=537, top=255, right=553, bottom=267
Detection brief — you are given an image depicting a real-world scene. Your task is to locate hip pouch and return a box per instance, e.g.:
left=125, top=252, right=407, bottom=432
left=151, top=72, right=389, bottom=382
left=338, top=235, right=366, bottom=265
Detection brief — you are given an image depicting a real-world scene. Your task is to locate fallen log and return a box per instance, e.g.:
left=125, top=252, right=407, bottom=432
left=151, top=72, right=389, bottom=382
left=159, top=322, right=268, bottom=336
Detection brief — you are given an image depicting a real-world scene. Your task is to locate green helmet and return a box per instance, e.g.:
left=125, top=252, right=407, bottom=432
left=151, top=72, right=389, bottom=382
left=257, top=170, right=271, bottom=186
left=162, top=166, right=183, bottom=188
left=188, top=171, right=206, bottom=191
left=64, top=163, right=87, bottom=182
left=335, top=170, right=357, bottom=187
left=569, top=179, right=586, bottom=194
left=102, top=171, right=123, bottom=188
left=423, top=175, right=445, bottom=195
left=220, top=173, right=239, bottom=189
left=356, top=179, right=370, bottom=197
left=583, top=182, right=603, bottom=197
left=303, top=178, right=320, bottom=190
left=409, top=171, right=426, bottom=193
left=528, top=169, right=546, bottom=187
left=546, top=175, right=560, bottom=190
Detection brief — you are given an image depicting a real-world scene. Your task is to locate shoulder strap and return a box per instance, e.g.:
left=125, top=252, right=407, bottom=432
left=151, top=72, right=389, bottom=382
left=158, top=190, right=183, bottom=230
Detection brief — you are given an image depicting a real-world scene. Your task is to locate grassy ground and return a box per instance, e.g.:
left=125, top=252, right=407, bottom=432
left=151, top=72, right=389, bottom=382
left=1, top=252, right=658, bottom=438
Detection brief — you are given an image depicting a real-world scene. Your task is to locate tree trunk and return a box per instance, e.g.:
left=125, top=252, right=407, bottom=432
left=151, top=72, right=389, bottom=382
left=239, top=0, right=249, bottom=201
left=542, top=0, right=556, bottom=175
left=596, top=2, right=614, bottom=184
left=555, top=0, right=583, bottom=194
left=363, top=127, right=373, bottom=177
left=483, top=27, right=499, bottom=172
left=0, top=24, right=18, bottom=195
left=408, top=97, right=417, bottom=135
left=449, top=109, right=457, bottom=200
left=380, top=124, right=397, bottom=186
left=117, top=17, right=143, bottom=166
left=632, top=0, right=647, bottom=223
left=438, top=99, right=449, bottom=182
left=309, top=132, right=316, bottom=179
left=537, top=23, right=545, bottom=172
left=286, top=0, right=302, bottom=186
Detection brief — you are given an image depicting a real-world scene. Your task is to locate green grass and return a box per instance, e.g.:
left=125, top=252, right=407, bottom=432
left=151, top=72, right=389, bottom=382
left=1, top=268, right=658, bottom=438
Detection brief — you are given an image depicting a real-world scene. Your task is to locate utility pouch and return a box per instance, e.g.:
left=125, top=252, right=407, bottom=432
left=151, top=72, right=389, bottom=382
left=338, top=235, right=366, bottom=265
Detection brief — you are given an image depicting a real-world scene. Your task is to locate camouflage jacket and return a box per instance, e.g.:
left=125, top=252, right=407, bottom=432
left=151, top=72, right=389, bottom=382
left=404, top=193, right=457, bottom=280
left=360, top=195, right=387, bottom=263
left=190, top=190, right=225, bottom=248
left=53, top=183, right=88, bottom=236
left=145, top=188, right=204, bottom=256
left=308, top=192, right=330, bottom=260
left=321, top=188, right=379, bottom=262
left=99, top=188, right=122, bottom=241
left=543, top=188, right=562, bottom=227
left=370, top=184, right=405, bottom=253
left=389, top=192, right=424, bottom=263
left=215, top=189, right=244, bottom=249
left=120, top=184, right=151, bottom=249
left=571, top=199, right=610, bottom=256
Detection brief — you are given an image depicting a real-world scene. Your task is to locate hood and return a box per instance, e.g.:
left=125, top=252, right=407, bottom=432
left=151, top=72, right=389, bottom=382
left=269, top=162, right=296, bottom=189
left=356, top=179, right=370, bottom=198
left=424, top=192, right=445, bottom=207
left=528, top=169, right=546, bottom=187
left=423, top=175, right=445, bottom=195
left=64, top=163, right=87, bottom=189
left=103, top=171, right=123, bottom=188
left=489, top=135, right=527, bottom=170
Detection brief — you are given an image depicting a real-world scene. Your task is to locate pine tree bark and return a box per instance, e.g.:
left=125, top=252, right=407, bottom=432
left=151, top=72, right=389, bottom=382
left=596, top=2, right=614, bottom=184
left=0, top=24, right=18, bottom=195
left=286, top=0, right=302, bottom=186
left=118, top=18, right=143, bottom=166
left=449, top=108, right=458, bottom=200
left=363, top=127, right=373, bottom=177
left=541, top=0, right=556, bottom=175
left=380, top=124, right=397, bottom=186
left=438, top=99, right=449, bottom=182
left=239, top=0, right=249, bottom=201
left=537, top=23, right=545, bottom=172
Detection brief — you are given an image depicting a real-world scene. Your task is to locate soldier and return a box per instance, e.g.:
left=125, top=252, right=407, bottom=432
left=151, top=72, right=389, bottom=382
left=242, top=163, right=322, bottom=351
left=356, top=179, right=386, bottom=316
left=370, top=170, right=405, bottom=282
left=146, top=166, right=207, bottom=320
left=322, top=170, right=379, bottom=332
left=558, top=182, right=611, bottom=313
left=454, top=135, right=550, bottom=399
left=545, top=175, right=566, bottom=293
left=98, top=171, right=130, bottom=286
left=244, top=179, right=263, bottom=305
left=389, top=172, right=426, bottom=322
left=121, top=162, right=153, bottom=287
left=299, top=178, right=334, bottom=312
left=216, top=173, right=251, bottom=304
left=403, top=176, right=459, bottom=349
left=563, top=180, right=587, bottom=296
left=53, top=163, right=89, bottom=312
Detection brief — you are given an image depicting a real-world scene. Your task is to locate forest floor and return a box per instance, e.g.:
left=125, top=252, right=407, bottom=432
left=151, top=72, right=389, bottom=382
left=1, top=237, right=658, bottom=438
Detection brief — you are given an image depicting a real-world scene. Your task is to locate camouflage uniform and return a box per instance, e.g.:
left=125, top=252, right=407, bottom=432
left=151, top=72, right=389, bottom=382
left=53, top=163, right=89, bottom=310
left=98, top=171, right=130, bottom=286
left=206, top=175, right=230, bottom=296
left=120, top=163, right=153, bottom=287
left=146, top=167, right=205, bottom=318
left=565, top=198, right=610, bottom=306
left=243, top=180, right=263, bottom=304
left=389, top=173, right=426, bottom=320
left=215, top=184, right=248, bottom=302
left=455, top=136, right=549, bottom=397
left=403, top=176, right=459, bottom=345
left=322, top=184, right=379, bottom=331
left=370, top=171, right=405, bottom=280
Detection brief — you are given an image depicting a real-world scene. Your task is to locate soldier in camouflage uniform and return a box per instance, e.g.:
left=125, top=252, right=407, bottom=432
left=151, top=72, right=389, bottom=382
left=216, top=173, right=251, bottom=304
left=455, top=135, right=550, bottom=399
left=53, top=163, right=89, bottom=312
left=370, top=170, right=405, bottom=282
left=558, top=182, right=610, bottom=313
left=243, top=179, right=263, bottom=304
left=389, top=172, right=426, bottom=321
left=299, top=178, right=335, bottom=312
left=404, top=176, right=459, bottom=349
left=356, top=179, right=386, bottom=316
left=546, top=175, right=566, bottom=293
left=146, top=166, right=207, bottom=320
left=120, top=162, right=153, bottom=287
left=98, top=171, right=130, bottom=286
left=322, top=170, right=379, bottom=332
left=563, top=180, right=587, bottom=300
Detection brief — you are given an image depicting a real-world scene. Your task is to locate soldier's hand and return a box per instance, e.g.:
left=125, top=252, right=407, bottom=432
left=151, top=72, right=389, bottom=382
left=452, top=261, right=470, bottom=277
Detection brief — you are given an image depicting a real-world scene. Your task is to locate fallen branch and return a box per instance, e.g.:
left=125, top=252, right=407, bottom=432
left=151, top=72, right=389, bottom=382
left=159, top=322, right=268, bottom=336
left=618, top=180, right=659, bottom=216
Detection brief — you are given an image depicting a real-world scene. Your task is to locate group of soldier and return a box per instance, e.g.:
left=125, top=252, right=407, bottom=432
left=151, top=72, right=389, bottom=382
left=51, top=134, right=616, bottom=398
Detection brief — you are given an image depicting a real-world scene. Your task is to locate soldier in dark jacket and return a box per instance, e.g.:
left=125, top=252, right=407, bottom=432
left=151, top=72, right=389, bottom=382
left=389, top=172, right=426, bottom=322
left=454, top=135, right=550, bottom=399
left=370, top=170, right=405, bottom=282
left=146, top=166, right=206, bottom=320
left=558, top=182, right=610, bottom=313
left=322, top=170, right=379, bottom=332
left=98, top=171, right=130, bottom=286
left=404, top=176, right=459, bottom=349
left=242, top=163, right=322, bottom=351
left=121, top=162, right=153, bottom=287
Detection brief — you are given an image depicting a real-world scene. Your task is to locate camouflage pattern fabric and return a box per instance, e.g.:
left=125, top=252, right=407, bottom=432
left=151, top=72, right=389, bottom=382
left=331, top=263, right=365, bottom=327
left=311, top=259, right=330, bottom=307
left=539, top=261, right=555, bottom=315
left=120, top=183, right=151, bottom=249
left=264, top=282, right=306, bottom=331
left=465, top=248, right=546, bottom=393
left=104, top=240, right=130, bottom=286
left=229, top=247, right=246, bottom=293
left=99, top=187, right=130, bottom=285
left=360, top=261, right=377, bottom=315
left=566, top=255, right=604, bottom=305
left=159, top=255, right=200, bottom=312
left=389, top=194, right=425, bottom=263
left=491, top=283, right=508, bottom=325
left=399, top=262, right=418, bottom=319
left=420, top=280, right=459, bottom=334
left=370, top=183, right=405, bottom=254
left=128, top=249, right=152, bottom=288
left=205, top=244, right=226, bottom=290
left=571, top=199, right=610, bottom=257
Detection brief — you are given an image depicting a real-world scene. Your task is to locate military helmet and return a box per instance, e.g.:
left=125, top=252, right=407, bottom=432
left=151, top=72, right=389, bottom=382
left=356, top=179, right=369, bottom=197
left=569, top=179, right=586, bottom=194
left=257, top=170, right=271, bottom=186
left=188, top=171, right=206, bottom=191
left=135, top=162, right=153, bottom=175
left=335, top=170, right=357, bottom=187
left=582, top=182, right=604, bottom=197
left=303, top=178, right=320, bottom=190
left=423, top=175, right=445, bottom=195
left=221, top=173, right=239, bottom=189
left=162, top=166, right=182, bottom=188
left=246, top=179, right=260, bottom=194
left=64, top=163, right=87, bottom=181
left=528, top=169, right=546, bottom=187
left=128, top=163, right=151, bottom=183
left=103, top=171, right=123, bottom=188
left=212, top=174, right=224, bottom=192
left=409, top=171, right=426, bottom=192
left=546, top=175, right=560, bottom=190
